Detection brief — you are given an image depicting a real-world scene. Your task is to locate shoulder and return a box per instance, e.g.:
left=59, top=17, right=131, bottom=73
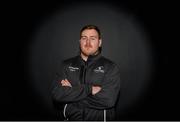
left=60, top=56, right=80, bottom=67
left=56, top=56, right=79, bottom=70
left=100, top=56, right=119, bottom=67
left=100, top=56, right=120, bottom=71
left=55, top=56, right=79, bottom=72
left=63, top=56, right=78, bottom=63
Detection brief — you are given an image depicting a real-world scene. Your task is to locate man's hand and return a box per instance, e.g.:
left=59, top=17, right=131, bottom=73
left=92, top=86, right=102, bottom=95
left=61, top=79, right=72, bottom=87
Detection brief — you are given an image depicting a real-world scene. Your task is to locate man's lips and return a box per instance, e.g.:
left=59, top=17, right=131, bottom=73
left=86, top=47, right=91, bottom=48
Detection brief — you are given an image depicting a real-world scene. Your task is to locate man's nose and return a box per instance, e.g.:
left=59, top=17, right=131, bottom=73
left=86, top=39, right=90, bottom=44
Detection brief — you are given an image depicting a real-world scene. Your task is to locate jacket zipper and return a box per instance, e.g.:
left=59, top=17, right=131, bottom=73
left=104, top=109, right=106, bottom=122
left=63, top=104, right=68, bottom=120
left=82, top=62, right=87, bottom=120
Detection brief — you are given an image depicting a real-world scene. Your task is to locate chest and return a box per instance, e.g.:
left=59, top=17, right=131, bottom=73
left=65, top=65, right=105, bottom=85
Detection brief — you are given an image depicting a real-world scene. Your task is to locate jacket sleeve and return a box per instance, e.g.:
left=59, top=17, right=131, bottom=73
left=82, top=63, right=121, bottom=109
left=51, top=61, right=92, bottom=103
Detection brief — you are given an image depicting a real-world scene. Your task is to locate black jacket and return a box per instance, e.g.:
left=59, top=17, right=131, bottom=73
left=51, top=54, right=121, bottom=120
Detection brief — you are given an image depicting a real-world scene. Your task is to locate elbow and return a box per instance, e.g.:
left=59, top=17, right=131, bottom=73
left=51, top=88, right=63, bottom=102
left=104, top=98, right=116, bottom=108
left=52, top=92, right=66, bottom=103
left=51, top=91, right=60, bottom=102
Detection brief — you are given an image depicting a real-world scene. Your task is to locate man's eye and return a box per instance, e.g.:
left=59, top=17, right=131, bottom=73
left=91, top=38, right=96, bottom=40
left=81, top=37, right=87, bottom=40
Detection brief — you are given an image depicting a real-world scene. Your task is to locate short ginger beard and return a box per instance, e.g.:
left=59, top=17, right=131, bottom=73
left=80, top=46, right=100, bottom=57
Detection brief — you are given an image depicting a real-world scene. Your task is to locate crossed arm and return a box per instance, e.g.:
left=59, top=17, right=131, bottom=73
left=51, top=77, right=102, bottom=103
left=61, top=79, right=101, bottom=95
left=52, top=63, right=120, bottom=109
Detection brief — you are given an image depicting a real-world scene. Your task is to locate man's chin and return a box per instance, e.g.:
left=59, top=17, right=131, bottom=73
left=84, top=53, right=91, bottom=56
left=82, top=52, right=93, bottom=56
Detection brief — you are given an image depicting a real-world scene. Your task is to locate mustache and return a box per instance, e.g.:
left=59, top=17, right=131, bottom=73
left=84, top=44, right=92, bottom=48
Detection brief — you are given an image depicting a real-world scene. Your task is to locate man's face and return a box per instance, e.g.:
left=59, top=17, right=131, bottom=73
left=80, top=29, right=102, bottom=56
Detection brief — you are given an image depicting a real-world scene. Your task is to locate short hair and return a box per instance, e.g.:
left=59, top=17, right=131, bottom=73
left=80, top=25, right=101, bottom=39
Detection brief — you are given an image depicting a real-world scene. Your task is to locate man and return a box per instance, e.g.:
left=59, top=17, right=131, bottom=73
left=51, top=25, right=120, bottom=121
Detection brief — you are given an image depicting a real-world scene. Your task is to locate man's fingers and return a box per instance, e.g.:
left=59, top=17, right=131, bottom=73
left=65, top=80, right=72, bottom=87
left=65, top=79, right=72, bottom=87
left=61, top=80, right=65, bottom=85
left=61, top=80, right=65, bottom=83
left=65, top=79, right=69, bottom=83
left=61, top=80, right=67, bottom=86
left=92, top=86, right=102, bottom=95
left=61, top=79, right=72, bottom=87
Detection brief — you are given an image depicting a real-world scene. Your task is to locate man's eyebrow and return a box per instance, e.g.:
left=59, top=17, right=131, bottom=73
left=81, top=36, right=98, bottom=38
left=81, top=36, right=87, bottom=37
left=81, top=36, right=97, bottom=37
left=90, top=36, right=97, bottom=38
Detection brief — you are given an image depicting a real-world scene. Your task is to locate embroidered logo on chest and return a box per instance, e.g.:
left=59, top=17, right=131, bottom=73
left=94, top=66, right=105, bottom=73
left=68, top=66, right=79, bottom=72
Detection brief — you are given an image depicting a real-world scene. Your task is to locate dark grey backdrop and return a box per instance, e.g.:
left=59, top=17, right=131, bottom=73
left=2, top=0, right=179, bottom=121
left=27, top=1, right=154, bottom=120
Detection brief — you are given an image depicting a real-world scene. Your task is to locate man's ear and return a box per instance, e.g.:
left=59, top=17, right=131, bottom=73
left=99, top=39, right=102, bottom=47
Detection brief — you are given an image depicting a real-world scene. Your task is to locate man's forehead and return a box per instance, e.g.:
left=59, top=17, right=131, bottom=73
left=81, top=35, right=98, bottom=38
left=81, top=29, right=98, bottom=35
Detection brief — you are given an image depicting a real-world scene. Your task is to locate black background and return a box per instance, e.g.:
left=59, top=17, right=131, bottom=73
left=1, top=0, right=179, bottom=120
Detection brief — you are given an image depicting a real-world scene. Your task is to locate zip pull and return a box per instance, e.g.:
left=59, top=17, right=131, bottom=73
left=63, top=104, right=68, bottom=120
left=104, top=109, right=106, bottom=122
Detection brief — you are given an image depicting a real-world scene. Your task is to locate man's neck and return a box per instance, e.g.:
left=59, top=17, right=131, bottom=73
left=80, top=51, right=99, bottom=62
left=80, top=53, right=88, bottom=61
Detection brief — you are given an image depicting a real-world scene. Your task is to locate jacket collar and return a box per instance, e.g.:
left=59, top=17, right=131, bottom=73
left=78, top=52, right=102, bottom=66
